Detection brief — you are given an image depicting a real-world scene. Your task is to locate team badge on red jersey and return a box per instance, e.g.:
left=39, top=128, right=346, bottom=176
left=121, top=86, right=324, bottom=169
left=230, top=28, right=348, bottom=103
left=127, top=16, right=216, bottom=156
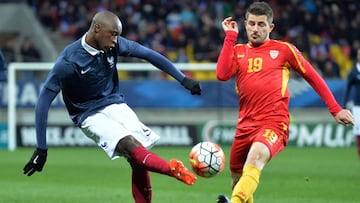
left=269, top=50, right=279, bottom=59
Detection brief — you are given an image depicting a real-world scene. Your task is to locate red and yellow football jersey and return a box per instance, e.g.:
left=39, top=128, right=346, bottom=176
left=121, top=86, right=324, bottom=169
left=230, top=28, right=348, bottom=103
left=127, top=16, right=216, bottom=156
left=217, top=31, right=342, bottom=129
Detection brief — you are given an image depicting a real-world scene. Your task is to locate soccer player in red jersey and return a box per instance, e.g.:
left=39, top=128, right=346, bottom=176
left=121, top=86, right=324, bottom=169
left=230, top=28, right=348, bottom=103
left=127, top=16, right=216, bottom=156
left=216, top=2, right=353, bottom=203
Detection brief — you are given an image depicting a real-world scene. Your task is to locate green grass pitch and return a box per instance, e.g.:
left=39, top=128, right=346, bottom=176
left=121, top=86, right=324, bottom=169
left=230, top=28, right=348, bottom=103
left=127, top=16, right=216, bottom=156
left=1, top=146, right=359, bottom=203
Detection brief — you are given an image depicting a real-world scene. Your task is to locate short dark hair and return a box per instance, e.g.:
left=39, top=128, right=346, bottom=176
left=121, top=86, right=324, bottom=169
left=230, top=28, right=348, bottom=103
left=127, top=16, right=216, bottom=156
left=245, top=2, right=274, bottom=24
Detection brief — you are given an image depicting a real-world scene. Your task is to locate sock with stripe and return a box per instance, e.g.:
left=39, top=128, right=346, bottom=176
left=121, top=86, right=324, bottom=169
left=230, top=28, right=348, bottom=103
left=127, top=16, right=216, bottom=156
left=130, top=146, right=170, bottom=175
left=231, top=164, right=261, bottom=203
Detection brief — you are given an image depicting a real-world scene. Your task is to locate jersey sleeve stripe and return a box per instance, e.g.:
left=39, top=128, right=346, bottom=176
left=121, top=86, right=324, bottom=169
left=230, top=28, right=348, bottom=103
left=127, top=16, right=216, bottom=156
left=281, top=41, right=307, bottom=74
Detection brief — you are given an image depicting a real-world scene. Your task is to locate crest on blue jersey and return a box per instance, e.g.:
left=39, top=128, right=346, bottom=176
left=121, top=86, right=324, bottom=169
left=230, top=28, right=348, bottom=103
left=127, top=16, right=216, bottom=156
left=107, top=56, right=115, bottom=68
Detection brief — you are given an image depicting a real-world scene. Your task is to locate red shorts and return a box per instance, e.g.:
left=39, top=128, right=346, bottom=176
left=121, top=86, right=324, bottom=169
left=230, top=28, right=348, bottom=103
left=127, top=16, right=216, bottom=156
left=229, top=123, right=289, bottom=173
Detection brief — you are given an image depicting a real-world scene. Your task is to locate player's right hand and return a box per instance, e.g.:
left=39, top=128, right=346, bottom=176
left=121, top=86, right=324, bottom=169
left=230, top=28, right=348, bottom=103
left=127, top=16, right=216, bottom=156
left=222, top=17, right=239, bottom=33
left=23, top=148, right=47, bottom=176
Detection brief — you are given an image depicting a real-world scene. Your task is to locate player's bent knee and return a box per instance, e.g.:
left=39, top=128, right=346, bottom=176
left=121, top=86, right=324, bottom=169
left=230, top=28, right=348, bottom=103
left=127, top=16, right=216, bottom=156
left=116, top=135, right=142, bottom=157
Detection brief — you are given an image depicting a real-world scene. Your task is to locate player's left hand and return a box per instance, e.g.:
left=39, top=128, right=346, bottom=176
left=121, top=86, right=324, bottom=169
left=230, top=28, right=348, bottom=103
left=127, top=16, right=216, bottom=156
left=23, top=148, right=47, bottom=176
left=181, top=77, right=201, bottom=95
left=334, top=109, right=354, bottom=126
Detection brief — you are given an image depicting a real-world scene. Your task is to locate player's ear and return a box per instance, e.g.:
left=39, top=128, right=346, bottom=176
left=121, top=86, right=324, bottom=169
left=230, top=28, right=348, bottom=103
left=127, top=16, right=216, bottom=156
left=94, top=23, right=101, bottom=33
left=269, top=23, right=275, bottom=32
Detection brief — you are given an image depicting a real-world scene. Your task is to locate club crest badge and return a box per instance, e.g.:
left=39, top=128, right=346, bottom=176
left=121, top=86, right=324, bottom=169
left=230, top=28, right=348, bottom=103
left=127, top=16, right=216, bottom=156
left=269, top=50, right=279, bottom=59
left=107, top=56, right=115, bottom=68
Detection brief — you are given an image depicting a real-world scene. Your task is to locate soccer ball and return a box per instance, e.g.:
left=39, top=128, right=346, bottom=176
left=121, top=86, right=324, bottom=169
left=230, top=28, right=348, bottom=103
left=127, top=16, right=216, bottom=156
left=189, top=141, right=225, bottom=178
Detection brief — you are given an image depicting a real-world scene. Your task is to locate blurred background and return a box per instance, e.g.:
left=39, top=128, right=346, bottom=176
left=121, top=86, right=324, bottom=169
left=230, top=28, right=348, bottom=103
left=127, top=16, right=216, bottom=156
left=0, top=0, right=358, bottom=149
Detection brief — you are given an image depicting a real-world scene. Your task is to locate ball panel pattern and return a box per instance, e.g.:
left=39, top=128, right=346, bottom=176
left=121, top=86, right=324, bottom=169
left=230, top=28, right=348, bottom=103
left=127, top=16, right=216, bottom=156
left=189, top=141, right=225, bottom=178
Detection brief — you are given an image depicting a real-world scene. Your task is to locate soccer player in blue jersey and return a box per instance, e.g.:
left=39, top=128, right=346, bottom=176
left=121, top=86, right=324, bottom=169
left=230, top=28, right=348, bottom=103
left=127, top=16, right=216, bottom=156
left=23, top=10, right=201, bottom=203
left=343, top=48, right=360, bottom=158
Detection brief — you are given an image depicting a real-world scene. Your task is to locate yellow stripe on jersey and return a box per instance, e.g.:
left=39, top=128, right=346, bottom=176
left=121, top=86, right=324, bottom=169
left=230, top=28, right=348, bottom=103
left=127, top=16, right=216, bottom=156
left=282, top=62, right=290, bottom=97
left=279, top=41, right=307, bottom=74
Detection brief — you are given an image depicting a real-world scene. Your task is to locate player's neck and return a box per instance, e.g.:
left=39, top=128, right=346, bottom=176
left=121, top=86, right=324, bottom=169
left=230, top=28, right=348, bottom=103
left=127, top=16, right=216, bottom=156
left=248, top=39, right=270, bottom=47
left=84, top=32, right=98, bottom=50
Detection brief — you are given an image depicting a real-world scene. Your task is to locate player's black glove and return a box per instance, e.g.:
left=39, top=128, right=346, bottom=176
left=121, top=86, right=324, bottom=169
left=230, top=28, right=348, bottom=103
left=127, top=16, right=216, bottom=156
left=23, top=148, right=47, bottom=176
left=181, top=77, right=201, bottom=95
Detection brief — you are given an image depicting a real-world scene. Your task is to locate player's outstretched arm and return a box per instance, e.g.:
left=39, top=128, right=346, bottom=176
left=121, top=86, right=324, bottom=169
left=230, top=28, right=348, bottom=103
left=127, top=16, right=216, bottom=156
left=334, top=109, right=354, bottom=126
left=117, top=37, right=202, bottom=95
left=23, top=88, right=57, bottom=176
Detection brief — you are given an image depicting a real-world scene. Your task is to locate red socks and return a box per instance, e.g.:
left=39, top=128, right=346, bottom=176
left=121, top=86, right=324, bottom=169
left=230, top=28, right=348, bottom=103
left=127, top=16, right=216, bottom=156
left=130, top=146, right=172, bottom=203
left=130, top=146, right=170, bottom=175
left=132, top=168, right=152, bottom=203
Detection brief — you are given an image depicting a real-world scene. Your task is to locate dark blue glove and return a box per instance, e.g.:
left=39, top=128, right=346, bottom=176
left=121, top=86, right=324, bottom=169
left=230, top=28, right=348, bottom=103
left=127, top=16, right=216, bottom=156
left=23, top=148, right=47, bottom=176
left=181, top=77, right=201, bottom=95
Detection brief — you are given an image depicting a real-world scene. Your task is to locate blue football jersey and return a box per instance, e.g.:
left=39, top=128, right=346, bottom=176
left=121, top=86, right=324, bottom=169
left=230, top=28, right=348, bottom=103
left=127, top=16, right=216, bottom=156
left=43, top=34, right=185, bottom=125
left=343, top=63, right=360, bottom=107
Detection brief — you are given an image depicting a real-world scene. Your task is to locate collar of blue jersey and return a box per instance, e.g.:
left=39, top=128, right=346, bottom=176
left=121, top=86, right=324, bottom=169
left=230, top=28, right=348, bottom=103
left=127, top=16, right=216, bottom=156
left=81, top=33, right=104, bottom=56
